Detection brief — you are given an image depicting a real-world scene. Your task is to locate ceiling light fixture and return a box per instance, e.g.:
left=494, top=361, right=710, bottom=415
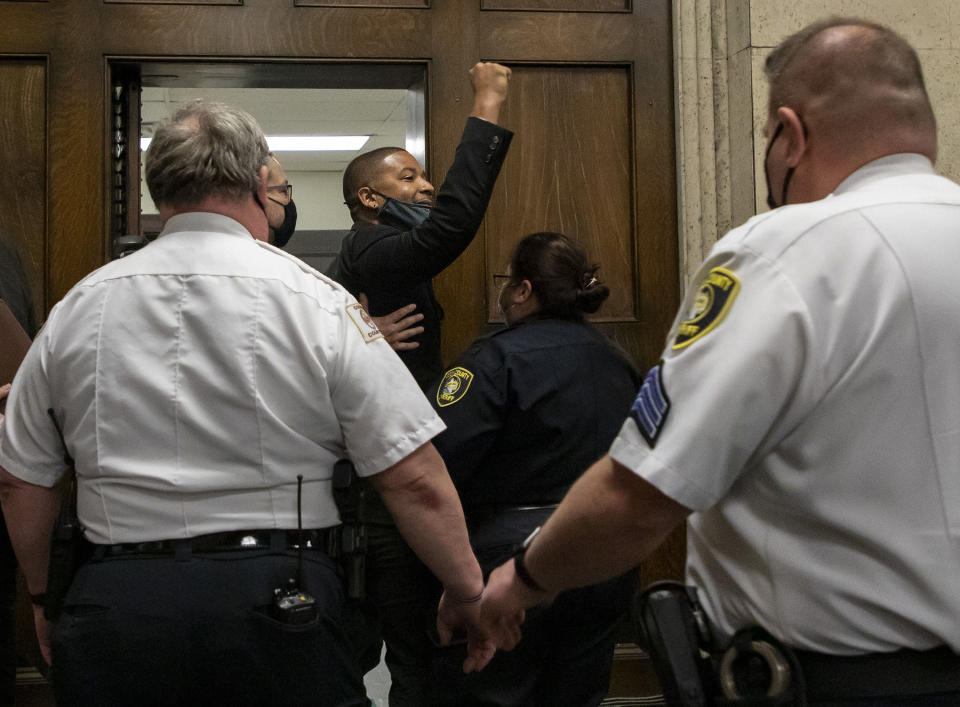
left=140, top=135, right=370, bottom=151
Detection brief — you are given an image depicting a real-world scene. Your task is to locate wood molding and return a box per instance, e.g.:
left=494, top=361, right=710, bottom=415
left=295, top=0, right=428, bottom=6
left=481, top=0, right=630, bottom=11
left=103, top=0, right=241, bottom=5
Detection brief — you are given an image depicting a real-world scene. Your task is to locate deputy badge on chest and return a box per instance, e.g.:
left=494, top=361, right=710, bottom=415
left=437, top=366, right=474, bottom=407
left=345, top=302, right=383, bottom=344
left=672, top=266, right=740, bottom=350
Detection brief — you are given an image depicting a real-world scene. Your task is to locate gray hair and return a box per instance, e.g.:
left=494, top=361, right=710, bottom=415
left=145, top=100, right=270, bottom=208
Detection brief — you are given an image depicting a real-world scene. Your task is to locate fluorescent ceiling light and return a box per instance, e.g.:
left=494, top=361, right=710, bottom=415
left=140, top=135, right=369, bottom=151
left=267, top=135, right=370, bottom=151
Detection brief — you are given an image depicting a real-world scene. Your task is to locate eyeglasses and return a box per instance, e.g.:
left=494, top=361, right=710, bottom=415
left=492, top=273, right=513, bottom=288
left=267, top=184, right=293, bottom=201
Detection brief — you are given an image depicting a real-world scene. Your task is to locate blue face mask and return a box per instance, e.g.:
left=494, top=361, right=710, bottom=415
left=374, top=191, right=432, bottom=231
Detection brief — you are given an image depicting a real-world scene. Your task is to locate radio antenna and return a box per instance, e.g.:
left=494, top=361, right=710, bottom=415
left=296, top=474, right=304, bottom=589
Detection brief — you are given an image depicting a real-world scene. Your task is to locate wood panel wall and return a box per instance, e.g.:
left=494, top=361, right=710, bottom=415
left=0, top=59, right=46, bottom=323
left=0, top=0, right=680, bottom=696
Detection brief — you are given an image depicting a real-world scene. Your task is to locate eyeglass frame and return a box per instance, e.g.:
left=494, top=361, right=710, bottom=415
left=266, top=184, right=293, bottom=201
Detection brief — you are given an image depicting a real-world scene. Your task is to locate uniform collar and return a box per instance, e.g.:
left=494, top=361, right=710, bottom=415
left=833, top=153, right=935, bottom=196
left=158, top=212, right=255, bottom=240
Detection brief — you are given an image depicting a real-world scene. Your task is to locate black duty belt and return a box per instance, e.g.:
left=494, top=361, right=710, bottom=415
left=92, top=528, right=337, bottom=559
left=468, top=503, right=559, bottom=526
left=795, top=644, right=960, bottom=701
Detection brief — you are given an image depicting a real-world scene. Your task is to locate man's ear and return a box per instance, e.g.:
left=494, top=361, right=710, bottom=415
left=255, top=164, right=269, bottom=205
left=776, top=106, right=808, bottom=167
left=358, top=186, right=379, bottom=210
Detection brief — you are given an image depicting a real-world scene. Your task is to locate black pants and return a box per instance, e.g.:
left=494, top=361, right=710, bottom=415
left=811, top=695, right=960, bottom=706
left=343, top=522, right=439, bottom=707
left=431, top=509, right=636, bottom=707
left=51, top=547, right=367, bottom=707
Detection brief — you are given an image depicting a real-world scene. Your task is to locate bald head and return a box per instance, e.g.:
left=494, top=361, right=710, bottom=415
left=765, top=18, right=936, bottom=163
left=342, top=147, right=404, bottom=220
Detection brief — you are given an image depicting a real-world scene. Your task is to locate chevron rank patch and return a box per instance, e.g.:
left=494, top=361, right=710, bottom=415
left=630, top=364, right=671, bottom=447
left=437, top=367, right=474, bottom=407
left=345, top=302, right=383, bottom=344
left=672, top=266, right=740, bottom=350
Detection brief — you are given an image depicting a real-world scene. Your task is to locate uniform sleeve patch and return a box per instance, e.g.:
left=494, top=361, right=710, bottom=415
left=672, top=266, right=740, bottom=350
left=345, top=302, right=383, bottom=344
left=436, top=367, right=474, bottom=407
left=630, top=364, right=671, bottom=447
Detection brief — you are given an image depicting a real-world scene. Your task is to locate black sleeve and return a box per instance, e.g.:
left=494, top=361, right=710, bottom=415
left=346, top=117, right=513, bottom=288
left=429, top=344, right=508, bottom=489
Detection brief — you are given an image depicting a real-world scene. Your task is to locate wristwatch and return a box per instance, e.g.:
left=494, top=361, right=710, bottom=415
left=513, top=526, right=547, bottom=593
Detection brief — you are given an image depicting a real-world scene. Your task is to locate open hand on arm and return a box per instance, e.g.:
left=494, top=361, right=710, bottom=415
left=358, top=293, right=424, bottom=352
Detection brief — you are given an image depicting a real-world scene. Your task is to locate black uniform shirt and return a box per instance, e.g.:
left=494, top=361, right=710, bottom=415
left=329, top=117, right=513, bottom=389
left=429, top=316, right=640, bottom=515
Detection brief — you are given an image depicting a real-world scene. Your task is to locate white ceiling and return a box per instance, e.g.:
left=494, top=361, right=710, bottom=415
left=141, top=86, right=412, bottom=173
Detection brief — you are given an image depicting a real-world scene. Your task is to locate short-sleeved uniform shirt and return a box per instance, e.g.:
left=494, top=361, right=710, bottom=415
left=0, top=212, right=444, bottom=544
left=611, top=154, right=960, bottom=654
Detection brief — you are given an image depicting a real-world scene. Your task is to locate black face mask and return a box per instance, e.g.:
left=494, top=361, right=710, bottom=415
left=268, top=197, right=297, bottom=249
left=374, top=191, right=432, bottom=231
left=764, top=119, right=808, bottom=210
left=764, top=123, right=793, bottom=210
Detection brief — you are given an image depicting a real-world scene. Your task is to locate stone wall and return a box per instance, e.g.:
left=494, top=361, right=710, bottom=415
left=673, top=0, right=960, bottom=284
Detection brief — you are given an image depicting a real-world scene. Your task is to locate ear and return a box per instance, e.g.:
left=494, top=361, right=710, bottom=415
left=255, top=165, right=269, bottom=205
left=776, top=106, right=807, bottom=167
left=357, top=186, right=379, bottom=210
left=513, top=279, right=534, bottom=304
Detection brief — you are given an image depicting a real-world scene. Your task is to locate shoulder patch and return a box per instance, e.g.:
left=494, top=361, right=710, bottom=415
left=630, top=364, right=671, bottom=447
left=345, top=303, right=383, bottom=344
left=672, top=266, right=740, bottom=350
left=436, top=367, right=474, bottom=407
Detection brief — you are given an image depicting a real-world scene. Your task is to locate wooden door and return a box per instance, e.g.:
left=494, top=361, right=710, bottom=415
left=0, top=0, right=679, bottom=699
left=438, top=2, right=684, bottom=593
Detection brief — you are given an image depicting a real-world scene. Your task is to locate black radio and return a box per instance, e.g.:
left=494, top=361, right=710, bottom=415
left=272, top=578, right=317, bottom=625
left=272, top=475, right=318, bottom=624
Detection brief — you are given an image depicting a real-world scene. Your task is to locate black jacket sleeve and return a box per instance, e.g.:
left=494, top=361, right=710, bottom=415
left=344, top=117, right=513, bottom=289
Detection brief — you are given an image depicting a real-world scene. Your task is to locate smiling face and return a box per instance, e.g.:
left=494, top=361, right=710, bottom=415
left=365, top=150, right=435, bottom=208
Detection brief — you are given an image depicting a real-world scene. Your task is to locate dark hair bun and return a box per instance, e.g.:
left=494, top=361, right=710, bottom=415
left=575, top=283, right=610, bottom=314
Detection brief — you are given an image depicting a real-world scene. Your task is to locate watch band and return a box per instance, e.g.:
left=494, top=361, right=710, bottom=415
left=513, top=552, right=546, bottom=593
left=29, top=592, right=46, bottom=607
left=514, top=527, right=547, bottom=593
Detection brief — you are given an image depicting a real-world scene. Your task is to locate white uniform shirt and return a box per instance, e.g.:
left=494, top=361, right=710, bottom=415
left=611, top=154, right=960, bottom=654
left=0, top=212, right=445, bottom=544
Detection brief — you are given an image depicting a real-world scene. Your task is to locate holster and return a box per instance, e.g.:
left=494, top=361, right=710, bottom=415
left=635, top=581, right=718, bottom=706
left=331, top=459, right=367, bottom=600
left=634, top=582, right=807, bottom=707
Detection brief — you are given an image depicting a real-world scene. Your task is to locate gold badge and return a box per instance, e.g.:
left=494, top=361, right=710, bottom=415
left=437, top=367, right=474, bottom=407
left=345, top=302, right=383, bottom=344
left=672, top=267, right=740, bottom=350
